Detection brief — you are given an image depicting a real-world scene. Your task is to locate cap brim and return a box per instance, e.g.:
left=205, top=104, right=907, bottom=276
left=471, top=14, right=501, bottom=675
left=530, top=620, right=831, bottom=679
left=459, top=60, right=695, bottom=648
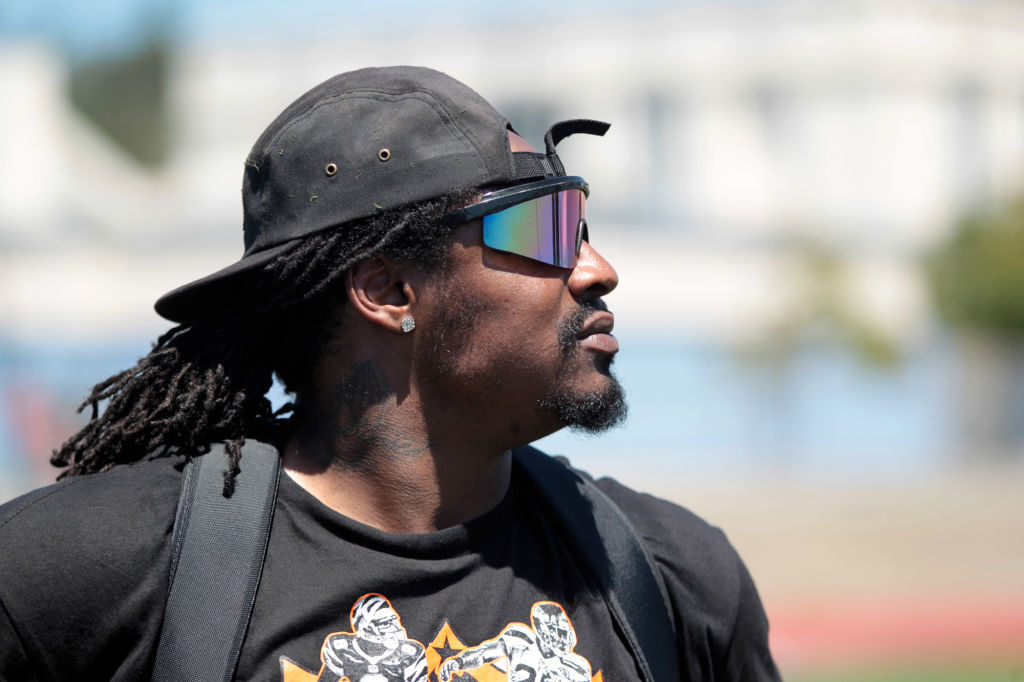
left=154, top=239, right=300, bottom=323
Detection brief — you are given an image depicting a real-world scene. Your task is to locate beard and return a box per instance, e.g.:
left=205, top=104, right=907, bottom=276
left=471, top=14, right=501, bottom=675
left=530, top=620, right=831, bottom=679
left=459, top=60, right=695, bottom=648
left=420, top=283, right=628, bottom=434
left=538, top=381, right=627, bottom=433
left=538, top=299, right=628, bottom=433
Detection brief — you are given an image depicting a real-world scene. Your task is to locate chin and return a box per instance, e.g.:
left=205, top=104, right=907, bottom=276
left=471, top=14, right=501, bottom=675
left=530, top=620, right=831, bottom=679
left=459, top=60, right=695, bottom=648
left=538, top=374, right=628, bottom=434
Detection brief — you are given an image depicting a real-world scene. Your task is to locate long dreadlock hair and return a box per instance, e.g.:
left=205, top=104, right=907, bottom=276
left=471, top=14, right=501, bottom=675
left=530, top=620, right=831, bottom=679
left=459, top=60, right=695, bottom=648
left=51, top=189, right=475, bottom=495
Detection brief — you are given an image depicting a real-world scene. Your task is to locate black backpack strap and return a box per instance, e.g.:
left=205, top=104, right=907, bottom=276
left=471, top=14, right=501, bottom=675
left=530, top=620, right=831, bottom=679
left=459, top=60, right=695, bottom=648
left=513, top=446, right=681, bottom=682
left=152, top=441, right=281, bottom=682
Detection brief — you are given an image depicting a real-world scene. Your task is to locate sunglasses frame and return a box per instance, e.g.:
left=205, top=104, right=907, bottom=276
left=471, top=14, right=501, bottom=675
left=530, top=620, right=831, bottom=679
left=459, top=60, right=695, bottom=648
left=443, top=176, right=591, bottom=268
left=444, top=176, right=590, bottom=225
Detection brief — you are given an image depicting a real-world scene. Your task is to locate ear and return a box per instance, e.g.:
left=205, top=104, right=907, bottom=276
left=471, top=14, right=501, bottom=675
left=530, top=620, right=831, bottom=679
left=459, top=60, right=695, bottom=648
left=345, top=255, right=418, bottom=334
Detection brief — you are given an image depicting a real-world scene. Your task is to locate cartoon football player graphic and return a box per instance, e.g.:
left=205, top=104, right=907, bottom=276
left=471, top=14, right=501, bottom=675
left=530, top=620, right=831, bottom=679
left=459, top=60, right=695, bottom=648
left=315, top=593, right=428, bottom=682
left=439, top=602, right=592, bottom=682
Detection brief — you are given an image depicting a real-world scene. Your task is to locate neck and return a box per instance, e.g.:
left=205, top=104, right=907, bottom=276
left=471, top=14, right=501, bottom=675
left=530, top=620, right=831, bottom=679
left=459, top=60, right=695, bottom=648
left=282, top=359, right=513, bottom=533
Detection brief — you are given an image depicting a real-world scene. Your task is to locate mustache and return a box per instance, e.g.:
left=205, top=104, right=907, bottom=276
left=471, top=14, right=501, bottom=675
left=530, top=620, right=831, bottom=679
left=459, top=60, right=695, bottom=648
left=557, top=299, right=611, bottom=351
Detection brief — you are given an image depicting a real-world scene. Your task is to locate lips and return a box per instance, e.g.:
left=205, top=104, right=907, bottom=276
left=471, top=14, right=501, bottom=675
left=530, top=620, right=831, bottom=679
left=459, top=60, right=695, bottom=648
left=577, top=313, right=619, bottom=354
left=578, top=312, right=614, bottom=339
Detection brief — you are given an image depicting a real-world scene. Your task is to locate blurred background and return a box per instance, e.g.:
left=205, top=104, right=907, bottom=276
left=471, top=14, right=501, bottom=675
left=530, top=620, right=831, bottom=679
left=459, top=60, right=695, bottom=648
left=2, top=0, right=1023, bottom=679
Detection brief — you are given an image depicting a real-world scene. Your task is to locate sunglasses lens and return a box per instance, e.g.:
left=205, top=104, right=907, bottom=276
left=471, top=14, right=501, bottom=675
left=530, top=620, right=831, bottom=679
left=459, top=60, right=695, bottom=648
left=483, top=193, right=556, bottom=265
left=558, top=189, right=584, bottom=263
left=482, top=189, right=586, bottom=268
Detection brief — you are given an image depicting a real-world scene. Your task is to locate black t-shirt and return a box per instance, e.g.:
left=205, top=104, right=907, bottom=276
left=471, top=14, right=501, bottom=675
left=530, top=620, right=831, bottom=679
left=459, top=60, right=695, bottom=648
left=0, top=451, right=779, bottom=681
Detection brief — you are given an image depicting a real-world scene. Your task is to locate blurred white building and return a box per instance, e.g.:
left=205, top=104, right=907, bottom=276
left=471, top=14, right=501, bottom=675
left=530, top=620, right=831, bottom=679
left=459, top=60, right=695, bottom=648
left=4, top=0, right=1024, bottom=344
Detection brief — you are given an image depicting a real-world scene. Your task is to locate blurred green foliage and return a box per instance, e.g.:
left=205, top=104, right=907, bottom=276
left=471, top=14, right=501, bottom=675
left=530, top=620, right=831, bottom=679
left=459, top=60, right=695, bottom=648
left=742, top=239, right=902, bottom=370
left=67, top=39, right=170, bottom=168
left=927, top=196, right=1024, bottom=334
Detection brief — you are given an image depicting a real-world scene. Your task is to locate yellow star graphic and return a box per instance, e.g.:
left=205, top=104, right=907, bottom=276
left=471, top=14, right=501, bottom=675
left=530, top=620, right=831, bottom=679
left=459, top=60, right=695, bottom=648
left=279, top=655, right=318, bottom=682
left=425, top=620, right=466, bottom=674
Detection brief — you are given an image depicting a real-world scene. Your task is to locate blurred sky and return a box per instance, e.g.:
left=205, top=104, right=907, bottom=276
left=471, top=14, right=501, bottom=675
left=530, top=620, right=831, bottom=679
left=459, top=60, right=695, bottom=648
left=0, top=0, right=712, bottom=55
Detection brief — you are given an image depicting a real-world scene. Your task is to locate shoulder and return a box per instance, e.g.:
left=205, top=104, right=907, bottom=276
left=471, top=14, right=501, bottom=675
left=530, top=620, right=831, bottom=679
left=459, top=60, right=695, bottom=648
left=0, top=457, right=184, bottom=679
left=499, top=622, right=536, bottom=648
left=588, top=473, right=779, bottom=681
left=399, top=641, right=423, bottom=657
left=514, top=447, right=745, bottom=613
left=0, top=455, right=183, bottom=548
left=590, top=474, right=741, bottom=592
left=589, top=474, right=748, bottom=624
left=325, top=633, right=356, bottom=650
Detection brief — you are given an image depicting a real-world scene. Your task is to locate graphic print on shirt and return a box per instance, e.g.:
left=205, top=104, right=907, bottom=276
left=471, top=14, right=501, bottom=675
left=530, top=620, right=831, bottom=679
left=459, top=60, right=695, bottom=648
left=280, top=593, right=428, bottom=682
left=438, top=601, right=592, bottom=682
left=279, top=596, right=602, bottom=682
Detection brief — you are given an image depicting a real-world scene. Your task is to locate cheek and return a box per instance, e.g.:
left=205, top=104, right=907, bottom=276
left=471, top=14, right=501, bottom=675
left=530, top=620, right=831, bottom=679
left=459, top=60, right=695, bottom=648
left=479, top=291, right=568, bottom=364
left=419, top=280, right=564, bottom=382
left=451, top=271, right=564, bottom=334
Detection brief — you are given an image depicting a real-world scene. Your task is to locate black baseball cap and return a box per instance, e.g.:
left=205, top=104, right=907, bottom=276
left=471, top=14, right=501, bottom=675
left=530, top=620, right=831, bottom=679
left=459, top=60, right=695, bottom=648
left=154, top=66, right=608, bottom=322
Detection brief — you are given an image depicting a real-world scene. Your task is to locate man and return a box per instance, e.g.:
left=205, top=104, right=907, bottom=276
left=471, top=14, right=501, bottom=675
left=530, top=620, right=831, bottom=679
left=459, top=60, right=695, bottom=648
left=0, top=66, right=780, bottom=681
left=312, top=594, right=426, bottom=682
left=439, top=601, right=591, bottom=682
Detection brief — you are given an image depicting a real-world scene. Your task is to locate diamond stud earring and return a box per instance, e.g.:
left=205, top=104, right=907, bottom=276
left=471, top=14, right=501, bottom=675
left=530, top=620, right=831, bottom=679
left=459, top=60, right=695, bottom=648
left=401, top=316, right=416, bottom=333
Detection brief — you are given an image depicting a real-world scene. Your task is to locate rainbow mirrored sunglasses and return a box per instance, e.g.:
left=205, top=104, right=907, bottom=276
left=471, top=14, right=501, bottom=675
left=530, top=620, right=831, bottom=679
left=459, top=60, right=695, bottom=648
left=443, top=177, right=590, bottom=269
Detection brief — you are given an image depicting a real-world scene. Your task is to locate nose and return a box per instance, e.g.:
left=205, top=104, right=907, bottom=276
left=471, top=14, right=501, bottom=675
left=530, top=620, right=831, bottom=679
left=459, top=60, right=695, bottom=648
left=568, top=240, right=618, bottom=298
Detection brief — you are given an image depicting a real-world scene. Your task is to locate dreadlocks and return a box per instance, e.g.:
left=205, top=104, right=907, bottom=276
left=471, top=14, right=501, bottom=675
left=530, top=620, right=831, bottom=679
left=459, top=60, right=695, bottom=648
left=51, top=189, right=475, bottom=495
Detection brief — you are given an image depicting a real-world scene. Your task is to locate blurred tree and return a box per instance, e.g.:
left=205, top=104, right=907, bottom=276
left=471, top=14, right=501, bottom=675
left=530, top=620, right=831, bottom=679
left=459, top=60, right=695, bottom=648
left=738, top=238, right=903, bottom=464
left=744, top=239, right=902, bottom=370
left=926, top=196, right=1024, bottom=456
left=66, top=37, right=171, bottom=168
left=926, top=196, right=1024, bottom=334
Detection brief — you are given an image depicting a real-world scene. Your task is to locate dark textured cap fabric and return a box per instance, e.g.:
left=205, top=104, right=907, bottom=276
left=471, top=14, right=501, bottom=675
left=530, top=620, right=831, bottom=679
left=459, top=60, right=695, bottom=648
left=154, top=66, right=604, bottom=322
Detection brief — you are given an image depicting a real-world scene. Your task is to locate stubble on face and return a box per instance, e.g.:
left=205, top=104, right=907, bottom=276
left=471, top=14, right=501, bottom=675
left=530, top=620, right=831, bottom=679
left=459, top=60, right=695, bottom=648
left=540, top=298, right=628, bottom=433
left=421, top=283, right=627, bottom=435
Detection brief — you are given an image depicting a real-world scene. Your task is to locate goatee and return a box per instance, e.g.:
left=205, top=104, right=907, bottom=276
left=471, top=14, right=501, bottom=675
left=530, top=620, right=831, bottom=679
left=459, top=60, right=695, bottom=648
left=539, top=381, right=627, bottom=433
left=540, top=299, right=628, bottom=433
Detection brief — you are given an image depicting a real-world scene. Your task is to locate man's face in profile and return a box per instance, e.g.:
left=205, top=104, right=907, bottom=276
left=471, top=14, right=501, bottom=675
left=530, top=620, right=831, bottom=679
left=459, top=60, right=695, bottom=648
left=414, top=215, right=626, bottom=442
